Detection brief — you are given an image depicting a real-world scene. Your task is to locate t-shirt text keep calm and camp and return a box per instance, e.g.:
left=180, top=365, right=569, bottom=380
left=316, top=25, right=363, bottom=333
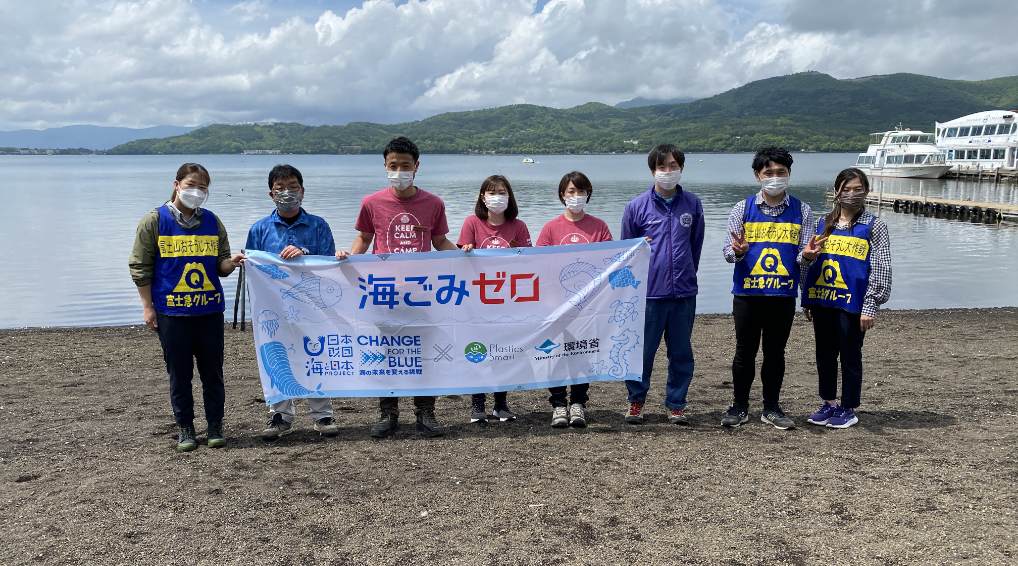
left=355, top=187, right=450, bottom=254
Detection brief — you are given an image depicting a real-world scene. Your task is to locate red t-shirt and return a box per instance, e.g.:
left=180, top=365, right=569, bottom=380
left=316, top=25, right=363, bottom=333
left=535, top=213, right=613, bottom=246
left=456, top=215, right=532, bottom=249
left=354, top=187, right=450, bottom=254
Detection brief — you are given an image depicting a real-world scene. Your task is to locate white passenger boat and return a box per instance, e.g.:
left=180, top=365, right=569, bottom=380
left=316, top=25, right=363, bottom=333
left=936, top=110, right=1018, bottom=172
left=522, top=157, right=535, bottom=164
left=853, top=127, right=951, bottom=178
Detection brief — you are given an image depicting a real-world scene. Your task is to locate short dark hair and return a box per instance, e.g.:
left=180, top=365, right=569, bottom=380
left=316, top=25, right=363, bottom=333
left=383, top=136, right=420, bottom=162
left=474, top=175, right=519, bottom=222
left=268, top=164, right=303, bottom=189
left=647, top=144, right=685, bottom=171
left=558, top=171, right=593, bottom=204
left=752, top=146, right=793, bottom=172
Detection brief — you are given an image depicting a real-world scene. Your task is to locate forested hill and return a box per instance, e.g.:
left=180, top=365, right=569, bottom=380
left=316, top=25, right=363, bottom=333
left=109, top=72, right=1018, bottom=155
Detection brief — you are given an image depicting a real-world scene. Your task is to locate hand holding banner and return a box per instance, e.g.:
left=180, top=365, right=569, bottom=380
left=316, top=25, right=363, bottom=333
left=245, top=239, right=650, bottom=404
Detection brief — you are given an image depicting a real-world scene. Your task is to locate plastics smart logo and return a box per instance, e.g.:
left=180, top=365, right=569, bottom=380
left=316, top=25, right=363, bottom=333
left=464, top=342, right=488, bottom=363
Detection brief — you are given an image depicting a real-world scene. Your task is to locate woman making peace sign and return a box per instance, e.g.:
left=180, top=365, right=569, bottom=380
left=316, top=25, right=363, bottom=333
left=801, top=167, right=892, bottom=429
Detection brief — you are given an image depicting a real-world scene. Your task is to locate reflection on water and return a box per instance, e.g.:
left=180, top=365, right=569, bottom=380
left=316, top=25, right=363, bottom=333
left=1, top=153, right=1016, bottom=327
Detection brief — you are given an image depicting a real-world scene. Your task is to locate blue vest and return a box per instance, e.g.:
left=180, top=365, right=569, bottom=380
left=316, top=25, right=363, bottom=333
left=153, top=205, right=226, bottom=315
left=732, top=195, right=802, bottom=297
left=800, top=217, right=872, bottom=314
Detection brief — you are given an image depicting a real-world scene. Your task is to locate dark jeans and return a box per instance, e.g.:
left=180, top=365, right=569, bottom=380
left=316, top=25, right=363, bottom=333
left=472, top=392, right=508, bottom=407
left=155, top=312, right=226, bottom=426
left=626, top=296, right=696, bottom=410
left=548, top=384, right=589, bottom=408
left=379, top=396, right=436, bottom=416
left=731, top=295, right=796, bottom=409
left=811, top=306, right=865, bottom=409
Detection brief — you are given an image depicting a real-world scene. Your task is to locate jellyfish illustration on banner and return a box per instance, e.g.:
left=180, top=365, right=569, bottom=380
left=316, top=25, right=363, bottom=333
left=257, top=310, right=280, bottom=337
left=559, top=260, right=603, bottom=311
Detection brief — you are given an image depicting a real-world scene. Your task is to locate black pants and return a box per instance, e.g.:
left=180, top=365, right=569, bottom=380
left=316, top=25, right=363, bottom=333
left=155, top=312, right=226, bottom=426
left=471, top=392, right=508, bottom=407
left=548, top=384, right=589, bottom=408
left=379, top=396, right=435, bottom=416
left=811, top=306, right=865, bottom=409
left=731, top=295, right=795, bottom=409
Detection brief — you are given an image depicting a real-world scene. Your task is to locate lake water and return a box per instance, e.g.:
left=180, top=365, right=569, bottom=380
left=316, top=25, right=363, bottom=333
left=2, top=153, right=1016, bottom=328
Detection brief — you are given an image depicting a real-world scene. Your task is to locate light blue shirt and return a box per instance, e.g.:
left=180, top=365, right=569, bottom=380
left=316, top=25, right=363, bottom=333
left=245, top=208, right=336, bottom=256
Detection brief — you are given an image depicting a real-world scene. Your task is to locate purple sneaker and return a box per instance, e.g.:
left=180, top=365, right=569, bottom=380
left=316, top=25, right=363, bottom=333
left=826, top=406, right=859, bottom=429
left=807, top=402, right=837, bottom=425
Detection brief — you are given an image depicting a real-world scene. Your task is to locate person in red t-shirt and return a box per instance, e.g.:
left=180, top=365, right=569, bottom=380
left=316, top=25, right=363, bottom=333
left=535, top=171, right=613, bottom=428
left=336, top=136, right=458, bottom=439
left=457, top=175, right=532, bottom=424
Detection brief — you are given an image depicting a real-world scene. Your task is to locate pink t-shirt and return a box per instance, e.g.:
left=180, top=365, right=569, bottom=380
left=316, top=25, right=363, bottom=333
left=536, top=214, right=613, bottom=247
left=456, top=215, right=532, bottom=249
left=354, top=187, right=450, bottom=254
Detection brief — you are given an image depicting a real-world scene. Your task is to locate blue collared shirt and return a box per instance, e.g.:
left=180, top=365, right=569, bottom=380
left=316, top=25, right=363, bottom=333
left=245, top=208, right=336, bottom=255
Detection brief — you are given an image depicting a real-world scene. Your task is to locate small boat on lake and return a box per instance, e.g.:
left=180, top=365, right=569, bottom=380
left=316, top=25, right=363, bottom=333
left=854, top=126, right=951, bottom=178
left=522, top=157, right=535, bottom=164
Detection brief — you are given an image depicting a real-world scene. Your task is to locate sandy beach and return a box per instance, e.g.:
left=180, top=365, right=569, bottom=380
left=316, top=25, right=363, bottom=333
left=1, top=308, right=1016, bottom=565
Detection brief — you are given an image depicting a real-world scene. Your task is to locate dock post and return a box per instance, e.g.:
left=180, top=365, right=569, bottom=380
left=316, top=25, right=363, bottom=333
left=877, top=180, right=884, bottom=214
left=920, top=180, right=925, bottom=204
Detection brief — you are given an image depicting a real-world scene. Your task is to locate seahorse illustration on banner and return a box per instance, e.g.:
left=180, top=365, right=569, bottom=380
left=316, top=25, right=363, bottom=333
left=609, top=329, right=641, bottom=378
left=259, top=341, right=324, bottom=397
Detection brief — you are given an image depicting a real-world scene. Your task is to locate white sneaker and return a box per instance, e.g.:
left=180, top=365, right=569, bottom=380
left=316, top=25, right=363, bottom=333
left=568, top=403, right=587, bottom=427
left=551, top=406, right=569, bottom=428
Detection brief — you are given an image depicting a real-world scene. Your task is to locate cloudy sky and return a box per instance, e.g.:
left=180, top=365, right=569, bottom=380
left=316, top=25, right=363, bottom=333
left=3, top=0, right=1018, bottom=130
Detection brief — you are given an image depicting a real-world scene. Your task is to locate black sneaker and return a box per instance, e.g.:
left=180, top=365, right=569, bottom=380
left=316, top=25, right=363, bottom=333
left=721, top=404, right=749, bottom=427
left=206, top=420, right=226, bottom=448
left=492, top=405, right=517, bottom=422
left=470, top=403, right=488, bottom=423
left=761, top=406, right=796, bottom=430
left=415, top=409, right=445, bottom=437
left=260, top=412, right=293, bottom=441
left=177, top=425, right=197, bottom=452
left=371, top=411, right=399, bottom=438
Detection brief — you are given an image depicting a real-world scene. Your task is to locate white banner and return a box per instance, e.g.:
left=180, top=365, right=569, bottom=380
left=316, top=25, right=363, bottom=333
left=245, top=239, right=649, bottom=404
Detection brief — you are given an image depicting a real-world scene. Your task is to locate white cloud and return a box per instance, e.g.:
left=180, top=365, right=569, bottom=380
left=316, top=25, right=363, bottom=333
left=0, top=0, right=1016, bottom=130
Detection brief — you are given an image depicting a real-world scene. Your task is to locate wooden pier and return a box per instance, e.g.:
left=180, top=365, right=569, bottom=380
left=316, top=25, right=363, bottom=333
left=825, top=189, right=1018, bottom=224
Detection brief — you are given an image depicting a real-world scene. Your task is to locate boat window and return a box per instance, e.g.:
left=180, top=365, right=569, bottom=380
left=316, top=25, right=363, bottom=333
left=948, top=150, right=956, bottom=160
left=906, top=135, right=917, bottom=143
left=993, top=149, right=1006, bottom=159
left=946, top=128, right=958, bottom=137
left=857, top=156, right=865, bottom=164
left=903, top=155, right=915, bottom=164
left=979, top=149, right=991, bottom=159
left=984, top=125, right=997, bottom=135
left=959, top=127, right=971, bottom=136
left=1012, top=124, right=1017, bottom=134
left=967, top=150, right=979, bottom=159
left=970, top=126, right=983, bottom=136
left=936, top=128, right=941, bottom=137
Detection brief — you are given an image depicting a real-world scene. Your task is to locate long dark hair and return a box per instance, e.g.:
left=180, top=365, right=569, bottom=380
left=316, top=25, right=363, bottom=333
left=819, top=167, right=869, bottom=241
left=474, top=175, right=519, bottom=222
left=168, top=163, right=210, bottom=201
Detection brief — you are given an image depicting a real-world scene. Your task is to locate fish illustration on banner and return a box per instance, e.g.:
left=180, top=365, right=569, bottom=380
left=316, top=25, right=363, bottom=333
left=281, top=272, right=343, bottom=310
left=607, top=266, right=641, bottom=290
left=259, top=341, right=324, bottom=397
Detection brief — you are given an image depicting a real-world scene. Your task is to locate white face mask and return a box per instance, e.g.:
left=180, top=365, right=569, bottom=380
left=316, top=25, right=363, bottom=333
left=654, top=169, right=682, bottom=191
left=484, top=194, right=509, bottom=215
left=387, top=170, right=415, bottom=191
left=760, top=176, right=789, bottom=196
left=178, top=187, right=207, bottom=209
left=564, top=196, right=587, bottom=214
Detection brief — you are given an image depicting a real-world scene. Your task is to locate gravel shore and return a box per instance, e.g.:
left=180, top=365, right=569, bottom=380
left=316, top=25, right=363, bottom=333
left=2, top=308, right=1016, bottom=565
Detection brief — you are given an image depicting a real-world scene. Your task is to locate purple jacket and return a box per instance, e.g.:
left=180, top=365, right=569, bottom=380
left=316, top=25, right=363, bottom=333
left=621, top=185, right=705, bottom=300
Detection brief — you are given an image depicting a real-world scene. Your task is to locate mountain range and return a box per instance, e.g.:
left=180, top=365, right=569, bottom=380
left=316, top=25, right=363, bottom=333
left=0, top=125, right=199, bottom=151
left=82, top=72, right=1018, bottom=154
